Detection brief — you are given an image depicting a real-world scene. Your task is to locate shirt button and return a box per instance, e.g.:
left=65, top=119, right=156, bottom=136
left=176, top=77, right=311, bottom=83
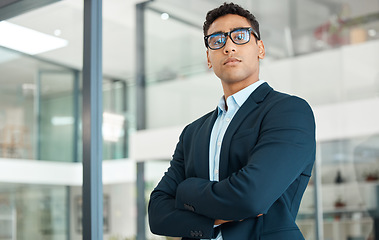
left=217, top=141, right=221, bottom=146
left=215, top=169, right=219, bottom=174
left=226, top=118, right=231, bottom=122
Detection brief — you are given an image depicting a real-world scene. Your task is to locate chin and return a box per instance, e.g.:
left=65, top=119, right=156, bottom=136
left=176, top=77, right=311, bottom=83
left=222, top=78, right=246, bottom=86
left=224, top=74, right=247, bottom=82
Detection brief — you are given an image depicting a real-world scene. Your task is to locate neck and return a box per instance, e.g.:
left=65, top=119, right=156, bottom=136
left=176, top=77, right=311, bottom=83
left=222, top=78, right=259, bottom=100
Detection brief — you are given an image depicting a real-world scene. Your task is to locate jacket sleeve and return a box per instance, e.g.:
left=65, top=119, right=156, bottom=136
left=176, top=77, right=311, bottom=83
left=174, top=96, right=316, bottom=221
left=148, top=126, right=217, bottom=239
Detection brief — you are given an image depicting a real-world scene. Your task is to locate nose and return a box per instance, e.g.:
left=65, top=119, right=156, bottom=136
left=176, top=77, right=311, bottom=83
left=223, top=36, right=236, bottom=54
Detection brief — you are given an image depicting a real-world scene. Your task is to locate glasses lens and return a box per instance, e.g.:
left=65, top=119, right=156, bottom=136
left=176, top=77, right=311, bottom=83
left=231, top=29, right=250, bottom=44
left=208, top=33, right=226, bottom=49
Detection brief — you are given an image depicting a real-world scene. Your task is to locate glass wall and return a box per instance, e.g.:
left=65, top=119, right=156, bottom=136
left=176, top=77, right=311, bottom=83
left=144, top=0, right=379, bottom=125
left=145, top=1, right=219, bottom=129
left=103, top=79, right=129, bottom=160
left=0, top=53, right=130, bottom=163
left=0, top=48, right=76, bottom=161
left=297, top=134, right=379, bottom=240
left=0, top=0, right=135, bottom=239
left=317, top=135, right=378, bottom=240
left=0, top=182, right=69, bottom=240
left=0, top=1, right=84, bottom=238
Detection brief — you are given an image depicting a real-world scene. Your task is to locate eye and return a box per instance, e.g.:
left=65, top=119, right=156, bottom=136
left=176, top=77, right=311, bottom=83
left=233, top=31, right=247, bottom=42
left=209, top=34, right=225, bottom=46
left=214, top=38, right=224, bottom=45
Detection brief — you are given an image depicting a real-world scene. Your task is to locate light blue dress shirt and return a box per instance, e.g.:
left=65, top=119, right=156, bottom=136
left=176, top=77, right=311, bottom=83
left=206, top=79, right=265, bottom=240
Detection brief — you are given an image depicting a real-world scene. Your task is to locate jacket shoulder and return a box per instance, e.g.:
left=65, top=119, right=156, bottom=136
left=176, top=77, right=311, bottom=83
left=265, top=89, right=313, bottom=112
left=187, top=110, right=215, bottom=129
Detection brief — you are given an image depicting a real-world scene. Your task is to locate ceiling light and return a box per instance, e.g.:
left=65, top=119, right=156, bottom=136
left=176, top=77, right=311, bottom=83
left=161, top=13, right=169, bottom=20
left=0, top=21, right=68, bottom=55
left=22, top=83, right=36, bottom=91
left=368, top=29, right=377, bottom=37
left=103, top=112, right=125, bottom=142
left=51, top=116, right=74, bottom=126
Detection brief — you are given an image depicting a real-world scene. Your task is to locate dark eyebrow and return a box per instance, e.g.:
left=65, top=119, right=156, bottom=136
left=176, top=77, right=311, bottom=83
left=208, top=27, right=251, bottom=36
left=207, top=30, right=224, bottom=36
left=230, top=27, right=250, bottom=32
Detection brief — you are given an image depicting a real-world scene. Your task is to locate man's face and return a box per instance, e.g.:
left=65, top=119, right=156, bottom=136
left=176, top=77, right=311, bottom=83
left=206, top=14, right=265, bottom=88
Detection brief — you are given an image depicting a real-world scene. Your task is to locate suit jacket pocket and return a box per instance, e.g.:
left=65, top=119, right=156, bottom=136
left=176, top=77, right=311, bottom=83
left=260, top=228, right=304, bottom=240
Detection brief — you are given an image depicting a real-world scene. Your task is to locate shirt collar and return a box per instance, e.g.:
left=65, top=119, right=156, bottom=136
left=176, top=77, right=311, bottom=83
left=217, top=79, right=266, bottom=114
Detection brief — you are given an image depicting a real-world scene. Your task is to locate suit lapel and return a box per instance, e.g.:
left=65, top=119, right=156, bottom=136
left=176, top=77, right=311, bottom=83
left=194, top=109, right=218, bottom=179
left=219, top=82, right=273, bottom=180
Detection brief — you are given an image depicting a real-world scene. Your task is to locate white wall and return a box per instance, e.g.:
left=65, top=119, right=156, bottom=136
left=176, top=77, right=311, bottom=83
left=261, top=40, right=379, bottom=106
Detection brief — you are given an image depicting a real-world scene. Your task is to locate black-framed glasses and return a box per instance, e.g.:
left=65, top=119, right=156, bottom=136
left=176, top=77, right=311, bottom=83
left=204, top=27, right=260, bottom=50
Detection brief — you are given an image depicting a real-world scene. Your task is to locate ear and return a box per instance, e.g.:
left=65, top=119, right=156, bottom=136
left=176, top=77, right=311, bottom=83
left=257, top=40, right=265, bottom=59
left=206, top=50, right=212, bottom=68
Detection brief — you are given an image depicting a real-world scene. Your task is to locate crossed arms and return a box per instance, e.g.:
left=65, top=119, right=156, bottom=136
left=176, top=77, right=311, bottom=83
left=148, top=96, right=316, bottom=238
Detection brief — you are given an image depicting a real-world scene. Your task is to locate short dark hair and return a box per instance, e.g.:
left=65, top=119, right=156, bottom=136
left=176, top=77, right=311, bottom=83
left=203, top=2, right=260, bottom=40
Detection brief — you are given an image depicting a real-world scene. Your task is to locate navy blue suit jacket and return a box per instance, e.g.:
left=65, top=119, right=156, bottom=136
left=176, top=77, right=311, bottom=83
left=148, top=83, right=316, bottom=240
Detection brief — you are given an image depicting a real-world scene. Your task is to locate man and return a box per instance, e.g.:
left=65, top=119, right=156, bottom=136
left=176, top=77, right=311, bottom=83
left=148, top=2, right=316, bottom=240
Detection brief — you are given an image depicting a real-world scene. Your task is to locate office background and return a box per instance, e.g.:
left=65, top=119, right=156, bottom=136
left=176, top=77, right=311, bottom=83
left=0, top=0, right=379, bottom=239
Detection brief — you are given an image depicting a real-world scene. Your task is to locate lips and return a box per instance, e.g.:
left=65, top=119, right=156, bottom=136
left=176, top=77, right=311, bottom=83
left=223, top=57, right=241, bottom=65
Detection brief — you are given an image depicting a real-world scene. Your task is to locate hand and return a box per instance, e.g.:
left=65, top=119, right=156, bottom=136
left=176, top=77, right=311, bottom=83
left=215, top=214, right=262, bottom=225
left=214, top=219, right=232, bottom=225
